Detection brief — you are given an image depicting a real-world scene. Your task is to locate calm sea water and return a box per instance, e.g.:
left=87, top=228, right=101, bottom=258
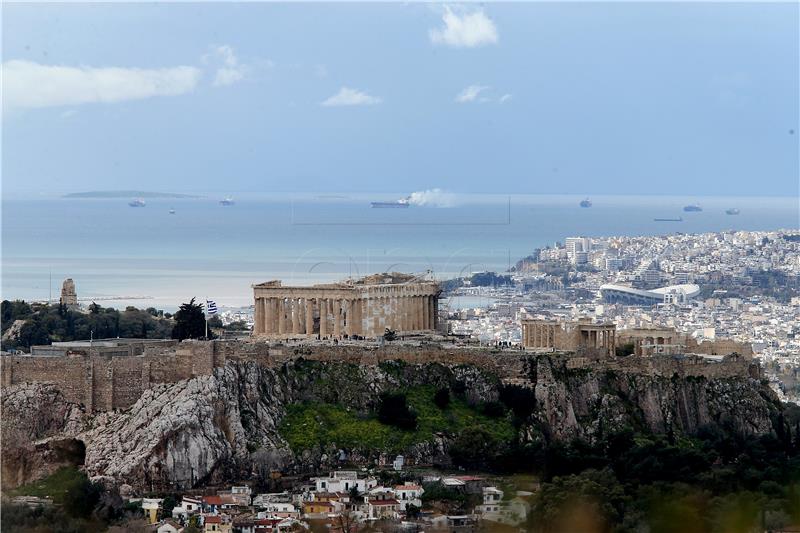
left=2, top=192, right=798, bottom=310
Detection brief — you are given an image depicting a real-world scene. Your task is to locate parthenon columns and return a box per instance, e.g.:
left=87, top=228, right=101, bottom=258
left=252, top=278, right=440, bottom=339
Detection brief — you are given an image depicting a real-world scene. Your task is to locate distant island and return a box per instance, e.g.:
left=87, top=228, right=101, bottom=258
left=62, top=190, right=201, bottom=199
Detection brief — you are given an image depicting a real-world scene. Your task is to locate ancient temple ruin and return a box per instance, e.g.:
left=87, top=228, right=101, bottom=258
left=252, top=273, right=441, bottom=338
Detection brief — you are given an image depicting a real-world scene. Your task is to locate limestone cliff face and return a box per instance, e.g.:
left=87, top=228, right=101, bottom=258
left=525, top=357, right=777, bottom=444
left=0, top=356, right=783, bottom=492
left=1, top=383, right=86, bottom=488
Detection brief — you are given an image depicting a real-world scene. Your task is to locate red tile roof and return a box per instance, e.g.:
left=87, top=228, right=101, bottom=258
left=369, top=499, right=399, bottom=506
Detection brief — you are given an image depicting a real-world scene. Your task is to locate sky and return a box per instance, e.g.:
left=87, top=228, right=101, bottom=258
left=2, top=2, right=799, bottom=197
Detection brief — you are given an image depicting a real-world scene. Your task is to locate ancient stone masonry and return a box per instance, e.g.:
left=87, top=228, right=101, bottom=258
left=1, top=339, right=762, bottom=413
left=521, top=318, right=616, bottom=357
left=616, top=328, right=684, bottom=356
left=60, top=278, right=78, bottom=307
left=615, top=328, right=754, bottom=358
left=252, top=273, right=441, bottom=338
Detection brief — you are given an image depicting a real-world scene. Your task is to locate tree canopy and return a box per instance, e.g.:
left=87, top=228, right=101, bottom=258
left=171, top=298, right=213, bottom=340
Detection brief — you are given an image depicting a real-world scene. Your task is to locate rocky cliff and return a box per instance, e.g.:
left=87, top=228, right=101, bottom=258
left=1, top=355, right=784, bottom=492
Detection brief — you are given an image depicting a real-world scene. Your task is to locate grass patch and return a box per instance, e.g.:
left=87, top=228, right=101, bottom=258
left=9, top=467, right=87, bottom=504
left=279, top=385, right=515, bottom=453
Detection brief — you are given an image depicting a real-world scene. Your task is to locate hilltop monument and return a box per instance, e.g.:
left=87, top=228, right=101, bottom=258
left=60, top=278, right=78, bottom=307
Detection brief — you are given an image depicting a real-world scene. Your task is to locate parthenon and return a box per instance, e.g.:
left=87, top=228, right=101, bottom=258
left=252, top=273, right=441, bottom=338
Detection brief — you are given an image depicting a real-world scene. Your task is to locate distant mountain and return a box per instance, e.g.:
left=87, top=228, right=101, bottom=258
left=62, top=191, right=200, bottom=199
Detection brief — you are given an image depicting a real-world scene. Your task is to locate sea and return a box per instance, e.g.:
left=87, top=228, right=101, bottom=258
left=2, top=192, right=798, bottom=312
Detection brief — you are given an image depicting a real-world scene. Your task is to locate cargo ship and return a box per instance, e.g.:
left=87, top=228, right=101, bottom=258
left=726, top=208, right=740, bottom=215
left=371, top=197, right=410, bottom=208
left=220, top=197, right=235, bottom=206
left=579, top=198, right=592, bottom=208
left=683, top=204, right=702, bottom=212
left=128, top=198, right=146, bottom=207
left=654, top=217, right=683, bottom=222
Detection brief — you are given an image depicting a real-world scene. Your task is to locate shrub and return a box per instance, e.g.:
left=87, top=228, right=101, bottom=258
left=433, top=387, right=451, bottom=409
left=377, top=392, right=417, bottom=430
left=481, top=401, right=506, bottom=418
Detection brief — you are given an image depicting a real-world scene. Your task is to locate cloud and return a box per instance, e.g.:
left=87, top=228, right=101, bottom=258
left=499, top=93, right=512, bottom=104
left=429, top=6, right=498, bottom=48
left=207, top=45, right=249, bottom=87
left=455, top=84, right=489, bottom=103
left=3, top=60, right=201, bottom=110
left=321, top=87, right=382, bottom=107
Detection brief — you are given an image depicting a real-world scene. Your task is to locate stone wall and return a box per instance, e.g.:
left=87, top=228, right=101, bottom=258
left=0, top=341, right=761, bottom=412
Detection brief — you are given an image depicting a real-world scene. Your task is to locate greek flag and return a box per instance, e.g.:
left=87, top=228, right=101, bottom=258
left=206, top=300, right=218, bottom=315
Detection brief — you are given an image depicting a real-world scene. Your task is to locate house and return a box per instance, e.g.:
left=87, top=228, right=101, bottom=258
left=142, top=498, right=163, bottom=524
left=156, top=519, right=184, bottom=533
left=451, top=476, right=485, bottom=494
left=202, top=514, right=232, bottom=533
left=303, top=500, right=337, bottom=518
left=393, top=484, right=424, bottom=511
left=311, top=471, right=377, bottom=493
left=252, top=492, right=291, bottom=508
left=257, top=502, right=299, bottom=519
left=476, top=486, right=504, bottom=514
left=203, top=495, right=223, bottom=514
left=217, top=486, right=252, bottom=507
left=232, top=518, right=255, bottom=533
left=255, top=518, right=299, bottom=532
left=171, top=505, right=188, bottom=522
left=181, top=496, right=202, bottom=514
left=367, top=498, right=400, bottom=520
left=422, top=513, right=477, bottom=531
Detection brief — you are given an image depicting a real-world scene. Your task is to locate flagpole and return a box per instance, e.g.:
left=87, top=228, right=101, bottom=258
left=205, top=297, right=208, bottom=340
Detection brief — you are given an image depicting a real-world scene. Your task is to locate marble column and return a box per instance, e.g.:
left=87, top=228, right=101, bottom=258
left=353, top=299, right=362, bottom=336
left=291, top=299, right=301, bottom=334
left=277, top=299, right=285, bottom=335
left=333, top=299, right=341, bottom=338
left=305, top=299, right=314, bottom=335
left=254, top=298, right=264, bottom=334
left=343, top=300, right=351, bottom=336
left=264, top=298, right=273, bottom=334
left=319, top=298, right=328, bottom=337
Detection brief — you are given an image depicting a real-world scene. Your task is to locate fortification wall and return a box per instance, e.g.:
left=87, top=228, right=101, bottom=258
left=1, top=341, right=761, bottom=412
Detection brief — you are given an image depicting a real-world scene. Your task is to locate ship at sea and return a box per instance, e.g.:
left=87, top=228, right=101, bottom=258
left=726, top=208, right=740, bottom=215
left=220, top=197, right=235, bottom=206
left=579, top=198, right=592, bottom=208
left=654, top=217, right=683, bottom=222
left=371, top=197, right=410, bottom=208
left=169, top=208, right=176, bottom=215
left=683, top=204, right=702, bottom=212
left=128, top=198, right=146, bottom=207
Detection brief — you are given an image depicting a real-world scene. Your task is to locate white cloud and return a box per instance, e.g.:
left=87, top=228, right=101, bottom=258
left=208, top=45, right=249, bottom=87
left=455, top=84, right=489, bottom=103
left=429, top=6, right=498, bottom=48
left=321, top=87, right=382, bottom=107
left=3, top=60, right=201, bottom=110
left=499, top=93, right=512, bottom=104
